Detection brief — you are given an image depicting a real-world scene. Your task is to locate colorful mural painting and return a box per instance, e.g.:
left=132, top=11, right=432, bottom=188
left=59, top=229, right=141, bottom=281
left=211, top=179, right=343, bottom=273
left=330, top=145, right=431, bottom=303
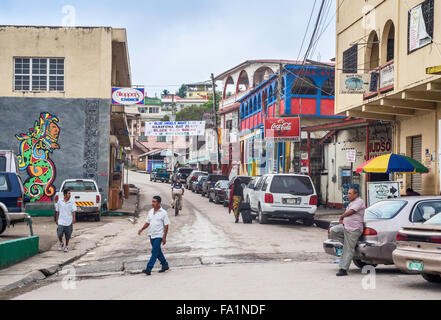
left=16, top=113, right=60, bottom=202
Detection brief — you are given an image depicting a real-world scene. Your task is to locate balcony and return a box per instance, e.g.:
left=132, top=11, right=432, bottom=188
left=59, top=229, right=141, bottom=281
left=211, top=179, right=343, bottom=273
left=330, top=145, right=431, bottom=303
left=219, top=89, right=253, bottom=110
left=363, top=60, right=394, bottom=100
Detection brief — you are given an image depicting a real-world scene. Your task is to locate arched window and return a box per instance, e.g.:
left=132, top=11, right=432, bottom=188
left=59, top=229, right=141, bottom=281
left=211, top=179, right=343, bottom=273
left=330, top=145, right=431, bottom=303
left=321, top=77, right=335, bottom=96
left=291, top=76, right=317, bottom=95
left=268, top=86, right=273, bottom=103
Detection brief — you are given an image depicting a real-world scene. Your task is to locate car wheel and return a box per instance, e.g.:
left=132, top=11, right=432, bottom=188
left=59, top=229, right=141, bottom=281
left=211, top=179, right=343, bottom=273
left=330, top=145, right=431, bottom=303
left=94, top=213, right=101, bottom=222
left=422, top=273, right=441, bottom=283
left=288, top=218, right=297, bottom=224
left=223, top=201, right=228, bottom=207
left=352, top=259, right=377, bottom=270
left=258, top=205, right=268, bottom=224
left=303, top=218, right=314, bottom=226
left=0, top=210, right=6, bottom=235
left=215, top=196, right=220, bottom=204
left=209, top=193, right=213, bottom=202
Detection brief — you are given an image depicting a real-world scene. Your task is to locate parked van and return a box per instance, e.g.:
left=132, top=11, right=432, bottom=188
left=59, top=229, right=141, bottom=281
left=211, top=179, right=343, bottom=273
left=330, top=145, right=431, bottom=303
left=0, top=150, right=19, bottom=174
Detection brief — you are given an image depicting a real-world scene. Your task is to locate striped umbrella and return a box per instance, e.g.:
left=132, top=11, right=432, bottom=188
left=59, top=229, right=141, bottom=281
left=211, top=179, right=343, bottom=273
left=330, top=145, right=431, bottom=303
left=357, top=153, right=429, bottom=174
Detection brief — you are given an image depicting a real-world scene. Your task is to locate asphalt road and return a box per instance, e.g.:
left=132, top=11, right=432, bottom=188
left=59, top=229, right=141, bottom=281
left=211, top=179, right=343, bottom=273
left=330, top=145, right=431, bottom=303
left=13, top=171, right=441, bottom=300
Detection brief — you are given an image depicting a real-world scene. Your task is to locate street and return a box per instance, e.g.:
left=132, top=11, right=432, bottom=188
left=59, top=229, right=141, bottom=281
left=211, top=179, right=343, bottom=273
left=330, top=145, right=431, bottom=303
left=10, top=171, right=441, bottom=300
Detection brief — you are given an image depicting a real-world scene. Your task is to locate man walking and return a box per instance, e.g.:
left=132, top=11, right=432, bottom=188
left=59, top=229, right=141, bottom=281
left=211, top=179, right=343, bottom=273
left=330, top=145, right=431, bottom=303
left=330, top=188, right=365, bottom=276
left=138, top=196, right=170, bottom=276
left=55, top=189, right=77, bottom=253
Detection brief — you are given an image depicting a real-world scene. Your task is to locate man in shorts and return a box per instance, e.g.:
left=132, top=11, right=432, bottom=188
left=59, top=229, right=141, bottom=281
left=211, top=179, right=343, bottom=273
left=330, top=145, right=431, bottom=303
left=55, top=189, right=77, bottom=252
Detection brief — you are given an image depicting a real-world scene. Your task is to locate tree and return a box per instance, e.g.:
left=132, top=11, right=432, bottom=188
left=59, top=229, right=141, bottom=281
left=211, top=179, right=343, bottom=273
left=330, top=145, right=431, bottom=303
left=175, top=93, right=222, bottom=122
left=161, top=89, right=170, bottom=98
left=176, top=84, right=188, bottom=98
left=161, top=115, right=170, bottom=121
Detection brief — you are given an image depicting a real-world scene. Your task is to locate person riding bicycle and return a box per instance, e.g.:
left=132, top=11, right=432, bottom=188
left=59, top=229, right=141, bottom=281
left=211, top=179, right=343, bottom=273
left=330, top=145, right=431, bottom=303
left=171, top=180, right=184, bottom=211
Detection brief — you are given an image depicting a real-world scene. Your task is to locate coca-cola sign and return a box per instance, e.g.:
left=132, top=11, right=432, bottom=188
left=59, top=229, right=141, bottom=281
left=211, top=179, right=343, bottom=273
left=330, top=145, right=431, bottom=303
left=265, top=117, right=300, bottom=141
left=112, top=87, right=145, bottom=105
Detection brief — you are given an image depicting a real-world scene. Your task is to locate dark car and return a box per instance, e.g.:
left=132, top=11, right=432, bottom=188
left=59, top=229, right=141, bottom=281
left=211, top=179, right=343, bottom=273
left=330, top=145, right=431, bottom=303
left=208, top=180, right=229, bottom=204
left=150, top=168, right=170, bottom=183
left=0, top=172, right=31, bottom=234
left=173, top=167, right=194, bottom=184
left=202, top=174, right=229, bottom=197
left=195, top=175, right=207, bottom=194
left=186, top=171, right=208, bottom=189
left=224, top=175, right=254, bottom=206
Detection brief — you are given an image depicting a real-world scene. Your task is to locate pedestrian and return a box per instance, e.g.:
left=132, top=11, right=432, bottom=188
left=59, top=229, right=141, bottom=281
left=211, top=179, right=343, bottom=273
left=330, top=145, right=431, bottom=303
left=55, top=189, right=77, bottom=253
left=171, top=179, right=184, bottom=212
left=330, top=188, right=366, bottom=276
left=138, top=196, right=170, bottom=276
left=229, top=178, right=244, bottom=223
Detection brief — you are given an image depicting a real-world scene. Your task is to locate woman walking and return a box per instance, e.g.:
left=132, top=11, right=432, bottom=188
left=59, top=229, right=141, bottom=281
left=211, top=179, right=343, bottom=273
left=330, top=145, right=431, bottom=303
left=229, top=178, right=244, bottom=223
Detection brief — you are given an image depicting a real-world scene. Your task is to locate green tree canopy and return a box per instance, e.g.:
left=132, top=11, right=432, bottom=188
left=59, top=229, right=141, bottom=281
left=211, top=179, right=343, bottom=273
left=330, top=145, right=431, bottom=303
left=176, top=84, right=188, bottom=98
left=161, top=89, right=170, bottom=98
left=175, top=93, right=222, bottom=121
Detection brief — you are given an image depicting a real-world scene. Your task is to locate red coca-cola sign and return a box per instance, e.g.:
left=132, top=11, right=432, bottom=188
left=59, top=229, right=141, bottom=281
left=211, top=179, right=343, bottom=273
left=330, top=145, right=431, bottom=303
left=265, top=117, right=300, bottom=141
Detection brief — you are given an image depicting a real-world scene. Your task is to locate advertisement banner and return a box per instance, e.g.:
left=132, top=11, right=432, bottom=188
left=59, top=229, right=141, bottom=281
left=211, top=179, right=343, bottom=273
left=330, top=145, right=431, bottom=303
left=409, top=3, right=432, bottom=53
left=145, top=121, right=206, bottom=136
left=264, top=117, right=300, bottom=141
left=112, top=88, right=145, bottom=105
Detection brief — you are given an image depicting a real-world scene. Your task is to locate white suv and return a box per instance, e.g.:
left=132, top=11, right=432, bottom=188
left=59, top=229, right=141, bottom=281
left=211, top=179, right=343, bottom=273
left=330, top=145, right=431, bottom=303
left=250, top=174, right=318, bottom=225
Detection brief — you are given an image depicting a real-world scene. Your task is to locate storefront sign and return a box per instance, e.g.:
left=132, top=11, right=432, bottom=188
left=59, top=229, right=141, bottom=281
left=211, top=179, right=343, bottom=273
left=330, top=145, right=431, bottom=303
left=368, top=181, right=400, bottom=207
left=145, top=121, right=205, bottom=136
left=264, top=118, right=300, bottom=141
left=112, top=88, right=145, bottom=105
left=368, top=138, right=393, bottom=159
left=340, top=74, right=370, bottom=94
left=380, top=63, right=394, bottom=89
left=346, top=149, right=357, bottom=163
left=408, top=2, right=432, bottom=53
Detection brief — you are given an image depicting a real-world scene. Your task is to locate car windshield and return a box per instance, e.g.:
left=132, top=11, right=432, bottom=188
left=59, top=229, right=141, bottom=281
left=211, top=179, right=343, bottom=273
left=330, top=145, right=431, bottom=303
left=210, top=175, right=228, bottom=182
left=0, top=156, right=6, bottom=172
left=0, top=174, right=10, bottom=192
left=364, top=200, right=407, bottom=219
left=424, top=212, right=441, bottom=225
left=63, top=181, right=97, bottom=192
left=269, top=176, right=314, bottom=195
left=179, top=168, right=193, bottom=174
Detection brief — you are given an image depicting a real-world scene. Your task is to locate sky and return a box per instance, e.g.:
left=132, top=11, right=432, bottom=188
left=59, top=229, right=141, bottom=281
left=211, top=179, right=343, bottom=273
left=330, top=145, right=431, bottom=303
left=0, top=0, right=337, bottom=97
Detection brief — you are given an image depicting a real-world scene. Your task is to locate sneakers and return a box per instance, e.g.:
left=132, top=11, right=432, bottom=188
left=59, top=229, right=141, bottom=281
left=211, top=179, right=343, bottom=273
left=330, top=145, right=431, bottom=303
left=64, top=246, right=69, bottom=253
left=159, top=266, right=170, bottom=273
left=336, top=269, right=348, bottom=276
left=58, top=242, right=64, bottom=251
left=142, top=269, right=151, bottom=276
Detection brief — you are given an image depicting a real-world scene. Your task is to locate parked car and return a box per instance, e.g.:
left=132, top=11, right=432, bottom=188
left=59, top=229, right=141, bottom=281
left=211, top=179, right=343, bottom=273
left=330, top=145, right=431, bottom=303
left=202, top=174, right=229, bottom=197
left=393, top=212, right=441, bottom=283
left=224, top=175, right=253, bottom=207
left=186, top=171, right=208, bottom=189
left=150, top=168, right=170, bottom=183
left=208, top=180, right=230, bottom=204
left=172, top=167, right=194, bottom=184
left=243, top=177, right=263, bottom=205
left=324, top=196, right=441, bottom=269
left=55, top=179, right=102, bottom=221
left=249, top=174, right=318, bottom=225
left=0, top=150, right=19, bottom=174
left=0, top=172, right=31, bottom=235
left=195, top=176, right=208, bottom=194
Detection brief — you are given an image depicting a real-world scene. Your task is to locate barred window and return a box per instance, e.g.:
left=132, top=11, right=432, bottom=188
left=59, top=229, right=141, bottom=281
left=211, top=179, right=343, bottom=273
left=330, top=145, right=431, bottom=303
left=14, top=58, right=64, bottom=92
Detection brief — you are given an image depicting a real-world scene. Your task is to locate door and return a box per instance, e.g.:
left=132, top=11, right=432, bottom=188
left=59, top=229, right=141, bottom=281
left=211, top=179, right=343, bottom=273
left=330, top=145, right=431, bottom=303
left=411, top=135, right=422, bottom=193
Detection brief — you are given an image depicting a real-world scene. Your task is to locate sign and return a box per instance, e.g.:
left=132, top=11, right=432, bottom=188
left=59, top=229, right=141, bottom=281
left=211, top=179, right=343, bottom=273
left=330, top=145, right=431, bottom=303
left=408, top=2, right=432, bottom=53
left=368, top=181, right=400, bottom=207
left=368, top=138, right=392, bottom=159
left=264, top=117, right=300, bottom=142
left=112, top=88, right=144, bottom=105
left=145, top=121, right=205, bottom=137
left=346, top=149, right=357, bottom=163
left=379, top=62, right=394, bottom=89
left=300, top=167, right=309, bottom=174
left=340, top=74, right=370, bottom=94
left=301, top=152, right=309, bottom=160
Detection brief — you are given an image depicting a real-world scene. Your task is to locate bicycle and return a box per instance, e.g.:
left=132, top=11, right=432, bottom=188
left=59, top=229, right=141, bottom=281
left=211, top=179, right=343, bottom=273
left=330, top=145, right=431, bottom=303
left=174, top=194, right=180, bottom=216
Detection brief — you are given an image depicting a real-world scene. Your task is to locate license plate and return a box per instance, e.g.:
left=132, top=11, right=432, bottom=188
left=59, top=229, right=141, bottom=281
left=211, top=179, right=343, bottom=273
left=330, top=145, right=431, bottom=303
left=284, top=198, right=300, bottom=205
left=407, top=260, right=424, bottom=271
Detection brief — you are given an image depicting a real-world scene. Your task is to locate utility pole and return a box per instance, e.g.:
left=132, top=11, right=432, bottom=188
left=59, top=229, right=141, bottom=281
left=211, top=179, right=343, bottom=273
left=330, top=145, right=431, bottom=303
left=275, top=62, right=283, bottom=117
left=171, top=94, right=175, bottom=173
left=211, top=73, right=221, bottom=172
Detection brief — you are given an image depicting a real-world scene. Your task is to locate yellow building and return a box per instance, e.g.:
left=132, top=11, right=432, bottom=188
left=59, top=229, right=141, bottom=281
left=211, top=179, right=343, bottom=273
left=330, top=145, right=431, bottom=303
left=336, top=0, right=441, bottom=195
left=185, top=81, right=213, bottom=99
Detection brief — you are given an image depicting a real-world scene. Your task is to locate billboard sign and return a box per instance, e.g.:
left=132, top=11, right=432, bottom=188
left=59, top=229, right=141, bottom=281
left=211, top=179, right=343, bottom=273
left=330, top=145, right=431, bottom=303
left=264, top=117, right=300, bottom=141
left=145, top=121, right=206, bottom=136
left=112, top=88, right=145, bottom=105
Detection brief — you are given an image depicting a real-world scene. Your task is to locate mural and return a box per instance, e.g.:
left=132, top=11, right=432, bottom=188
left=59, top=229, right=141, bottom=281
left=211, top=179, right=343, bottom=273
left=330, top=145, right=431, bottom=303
left=16, top=113, right=60, bottom=202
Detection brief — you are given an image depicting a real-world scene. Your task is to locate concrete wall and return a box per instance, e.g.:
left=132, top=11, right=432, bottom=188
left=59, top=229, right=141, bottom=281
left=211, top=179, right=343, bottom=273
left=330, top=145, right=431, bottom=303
left=0, top=97, right=111, bottom=203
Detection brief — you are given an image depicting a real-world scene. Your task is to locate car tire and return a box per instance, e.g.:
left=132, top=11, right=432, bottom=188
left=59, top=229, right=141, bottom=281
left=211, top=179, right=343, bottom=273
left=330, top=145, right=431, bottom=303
left=258, top=205, right=268, bottom=224
left=223, top=201, right=228, bottom=207
left=94, top=213, right=101, bottom=222
left=215, top=196, right=220, bottom=204
left=288, top=218, right=297, bottom=224
left=422, top=273, right=441, bottom=283
left=303, top=217, right=314, bottom=226
left=209, top=193, right=213, bottom=202
left=0, top=210, right=7, bottom=235
left=352, top=259, right=377, bottom=270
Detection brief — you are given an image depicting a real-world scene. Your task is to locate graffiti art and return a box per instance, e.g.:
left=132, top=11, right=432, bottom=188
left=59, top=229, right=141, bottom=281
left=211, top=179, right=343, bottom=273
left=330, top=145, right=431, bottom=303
left=16, top=112, right=60, bottom=202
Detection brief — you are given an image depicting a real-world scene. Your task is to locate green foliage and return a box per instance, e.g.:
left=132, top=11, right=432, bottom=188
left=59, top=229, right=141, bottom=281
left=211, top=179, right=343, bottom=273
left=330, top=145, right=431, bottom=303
left=161, top=115, right=170, bottom=121
left=161, top=89, right=170, bottom=98
left=175, top=92, right=222, bottom=121
left=176, top=84, right=188, bottom=98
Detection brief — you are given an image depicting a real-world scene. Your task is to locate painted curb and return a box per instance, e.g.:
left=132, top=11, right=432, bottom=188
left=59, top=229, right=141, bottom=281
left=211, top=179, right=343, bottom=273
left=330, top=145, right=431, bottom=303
left=0, top=236, right=39, bottom=269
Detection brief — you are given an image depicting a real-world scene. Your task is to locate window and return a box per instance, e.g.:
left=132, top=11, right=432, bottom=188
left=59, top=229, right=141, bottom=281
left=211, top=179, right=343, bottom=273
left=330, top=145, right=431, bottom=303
left=269, top=175, right=314, bottom=195
left=321, top=77, right=335, bottom=96
left=291, top=76, right=317, bottom=96
left=365, top=200, right=407, bottom=219
left=261, top=177, right=269, bottom=192
left=343, top=45, right=358, bottom=73
left=62, top=181, right=97, bottom=192
left=412, top=201, right=441, bottom=223
left=149, top=108, right=159, bottom=114
left=14, top=58, right=64, bottom=92
left=0, top=156, right=6, bottom=172
left=157, top=136, right=167, bottom=142
left=0, top=174, right=10, bottom=192
left=268, top=86, right=273, bottom=103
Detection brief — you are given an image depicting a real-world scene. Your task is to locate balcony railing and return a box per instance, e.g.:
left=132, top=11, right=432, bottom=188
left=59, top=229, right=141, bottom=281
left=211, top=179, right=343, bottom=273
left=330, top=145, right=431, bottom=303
left=363, top=60, right=394, bottom=100
left=220, top=89, right=253, bottom=109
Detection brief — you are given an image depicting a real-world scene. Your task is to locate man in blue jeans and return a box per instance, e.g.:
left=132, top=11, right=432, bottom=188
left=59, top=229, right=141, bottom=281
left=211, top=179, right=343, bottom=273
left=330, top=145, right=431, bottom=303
left=138, top=196, right=170, bottom=276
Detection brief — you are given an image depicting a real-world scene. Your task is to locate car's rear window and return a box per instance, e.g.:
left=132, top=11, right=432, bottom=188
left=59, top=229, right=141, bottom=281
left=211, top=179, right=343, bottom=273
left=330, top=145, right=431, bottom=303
left=219, top=180, right=229, bottom=188
left=179, top=168, right=194, bottom=174
left=63, top=181, right=97, bottom=192
left=210, top=175, right=229, bottom=182
left=0, top=174, right=10, bottom=192
left=0, top=156, right=6, bottom=172
left=269, top=176, right=314, bottom=195
left=364, top=200, right=407, bottom=219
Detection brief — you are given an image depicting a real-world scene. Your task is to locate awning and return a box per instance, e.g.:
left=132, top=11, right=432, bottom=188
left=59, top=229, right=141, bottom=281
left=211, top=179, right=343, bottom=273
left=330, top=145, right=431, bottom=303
left=111, top=106, right=131, bottom=148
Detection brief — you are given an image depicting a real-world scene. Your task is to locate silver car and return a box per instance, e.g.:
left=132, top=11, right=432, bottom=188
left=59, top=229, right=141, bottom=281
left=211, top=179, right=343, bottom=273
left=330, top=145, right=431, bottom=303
left=323, top=196, right=441, bottom=268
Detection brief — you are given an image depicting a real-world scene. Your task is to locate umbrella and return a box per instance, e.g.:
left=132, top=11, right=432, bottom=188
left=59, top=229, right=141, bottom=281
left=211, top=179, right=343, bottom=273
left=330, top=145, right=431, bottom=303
left=357, top=153, right=429, bottom=174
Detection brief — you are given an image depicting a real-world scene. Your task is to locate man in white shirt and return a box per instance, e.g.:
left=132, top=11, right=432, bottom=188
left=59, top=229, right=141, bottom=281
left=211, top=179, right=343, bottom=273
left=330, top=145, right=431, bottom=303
left=55, top=189, right=77, bottom=253
left=138, top=195, right=170, bottom=276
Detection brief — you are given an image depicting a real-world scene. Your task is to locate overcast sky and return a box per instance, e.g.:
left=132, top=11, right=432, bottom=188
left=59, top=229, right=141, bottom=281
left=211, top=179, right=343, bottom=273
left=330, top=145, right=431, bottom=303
left=1, top=0, right=337, bottom=97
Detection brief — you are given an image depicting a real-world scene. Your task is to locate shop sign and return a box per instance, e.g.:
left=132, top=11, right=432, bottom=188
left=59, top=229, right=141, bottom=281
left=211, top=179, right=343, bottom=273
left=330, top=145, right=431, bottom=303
left=368, top=181, right=400, bottom=207
left=380, top=63, right=394, bottom=89
left=368, top=138, right=392, bottom=159
left=340, top=74, right=370, bottom=94
left=408, top=2, right=432, bottom=53
left=346, top=149, right=357, bottom=163
left=264, top=117, right=300, bottom=141
left=112, top=87, right=145, bottom=105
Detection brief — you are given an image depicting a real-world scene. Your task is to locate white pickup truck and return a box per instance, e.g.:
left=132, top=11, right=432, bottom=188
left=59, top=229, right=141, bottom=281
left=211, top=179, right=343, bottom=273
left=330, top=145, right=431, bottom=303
left=55, top=179, right=102, bottom=221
